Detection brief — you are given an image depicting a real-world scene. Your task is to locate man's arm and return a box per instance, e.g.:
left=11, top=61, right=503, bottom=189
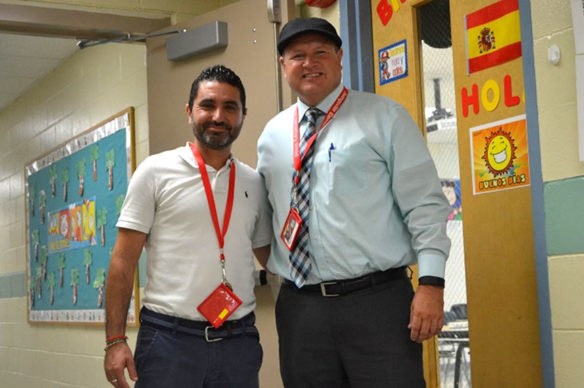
left=103, top=228, right=147, bottom=388
left=384, top=106, right=450, bottom=343
left=253, top=244, right=271, bottom=269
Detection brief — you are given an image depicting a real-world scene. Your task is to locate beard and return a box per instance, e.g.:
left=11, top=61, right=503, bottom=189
left=192, top=120, right=242, bottom=150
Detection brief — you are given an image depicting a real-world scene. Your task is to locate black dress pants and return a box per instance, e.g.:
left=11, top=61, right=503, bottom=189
left=275, top=276, right=425, bottom=388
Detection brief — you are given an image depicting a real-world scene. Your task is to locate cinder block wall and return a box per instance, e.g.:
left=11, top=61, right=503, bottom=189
left=0, top=42, right=149, bottom=388
left=531, top=0, right=584, bottom=386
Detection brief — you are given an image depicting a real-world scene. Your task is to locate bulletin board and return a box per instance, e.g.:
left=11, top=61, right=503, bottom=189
left=25, top=108, right=139, bottom=325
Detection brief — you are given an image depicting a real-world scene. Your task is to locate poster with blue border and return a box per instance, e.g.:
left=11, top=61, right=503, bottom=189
left=25, top=108, right=139, bottom=325
left=378, top=39, right=408, bottom=85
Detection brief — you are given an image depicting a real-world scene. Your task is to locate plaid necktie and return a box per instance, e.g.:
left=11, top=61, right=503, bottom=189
left=289, top=107, right=322, bottom=287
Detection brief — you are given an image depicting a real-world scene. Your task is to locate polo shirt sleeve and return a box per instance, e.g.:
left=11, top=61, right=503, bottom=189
left=251, top=178, right=273, bottom=249
left=116, top=157, right=156, bottom=234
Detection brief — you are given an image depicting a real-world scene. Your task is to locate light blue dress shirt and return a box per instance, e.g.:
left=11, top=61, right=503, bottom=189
left=257, top=83, right=451, bottom=284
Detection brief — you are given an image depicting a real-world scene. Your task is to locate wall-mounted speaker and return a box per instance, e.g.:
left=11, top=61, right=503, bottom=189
left=166, top=21, right=228, bottom=62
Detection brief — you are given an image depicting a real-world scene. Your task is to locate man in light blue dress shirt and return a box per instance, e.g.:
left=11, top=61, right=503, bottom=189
left=257, top=17, right=451, bottom=387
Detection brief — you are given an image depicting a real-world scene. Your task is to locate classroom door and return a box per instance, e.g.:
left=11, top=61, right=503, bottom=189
left=370, top=0, right=542, bottom=386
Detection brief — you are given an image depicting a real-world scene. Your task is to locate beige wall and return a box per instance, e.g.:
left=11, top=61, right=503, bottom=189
left=0, top=42, right=149, bottom=387
left=531, top=0, right=584, bottom=386
left=147, top=0, right=281, bottom=164
left=301, top=1, right=340, bottom=29
left=533, top=0, right=584, bottom=182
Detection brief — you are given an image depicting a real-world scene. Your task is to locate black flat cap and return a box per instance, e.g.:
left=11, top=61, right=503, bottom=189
left=277, top=17, right=342, bottom=55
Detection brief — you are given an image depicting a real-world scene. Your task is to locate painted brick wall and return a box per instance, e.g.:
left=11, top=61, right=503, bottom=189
left=531, top=0, right=584, bottom=385
left=0, top=42, right=148, bottom=388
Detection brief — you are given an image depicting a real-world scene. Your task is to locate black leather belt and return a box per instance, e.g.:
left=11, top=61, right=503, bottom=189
left=139, top=307, right=257, bottom=342
left=283, top=266, right=408, bottom=297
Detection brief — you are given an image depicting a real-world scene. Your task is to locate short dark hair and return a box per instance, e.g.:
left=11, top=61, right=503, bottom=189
left=188, top=65, right=246, bottom=113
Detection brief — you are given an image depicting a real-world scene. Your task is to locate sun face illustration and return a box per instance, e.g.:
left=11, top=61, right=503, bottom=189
left=482, top=127, right=517, bottom=176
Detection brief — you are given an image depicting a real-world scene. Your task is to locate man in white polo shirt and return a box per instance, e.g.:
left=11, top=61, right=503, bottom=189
left=103, top=65, right=271, bottom=388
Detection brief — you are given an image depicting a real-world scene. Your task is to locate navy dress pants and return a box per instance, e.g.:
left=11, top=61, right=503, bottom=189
left=134, top=311, right=262, bottom=388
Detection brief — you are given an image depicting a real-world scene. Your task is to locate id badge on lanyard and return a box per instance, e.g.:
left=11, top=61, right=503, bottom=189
left=190, top=143, right=242, bottom=328
left=280, top=87, right=348, bottom=251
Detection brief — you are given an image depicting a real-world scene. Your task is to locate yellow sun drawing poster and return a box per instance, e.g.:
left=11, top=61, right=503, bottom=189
left=470, top=114, right=530, bottom=195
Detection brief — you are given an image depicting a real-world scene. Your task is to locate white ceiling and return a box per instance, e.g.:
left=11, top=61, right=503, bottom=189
left=0, top=32, right=79, bottom=111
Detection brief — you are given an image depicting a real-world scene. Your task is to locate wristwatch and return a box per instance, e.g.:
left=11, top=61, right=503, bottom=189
left=418, top=276, right=445, bottom=288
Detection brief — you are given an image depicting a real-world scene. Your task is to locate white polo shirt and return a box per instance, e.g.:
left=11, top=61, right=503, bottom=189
left=117, top=143, right=272, bottom=321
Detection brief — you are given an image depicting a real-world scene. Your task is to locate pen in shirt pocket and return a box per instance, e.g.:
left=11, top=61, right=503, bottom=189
left=328, top=143, right=335, bottom=162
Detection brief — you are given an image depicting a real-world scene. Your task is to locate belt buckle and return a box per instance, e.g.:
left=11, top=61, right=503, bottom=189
left=320, top=281, right=340, bottom=297
left=205, top=326, right=224, bottom=342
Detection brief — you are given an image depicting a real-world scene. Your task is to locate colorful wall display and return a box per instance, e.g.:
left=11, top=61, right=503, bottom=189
left=378, top=39, right=408, bottom=85
left=470, top=114, right=530, bottom=195
left=25, top=109, right=139, bottom=325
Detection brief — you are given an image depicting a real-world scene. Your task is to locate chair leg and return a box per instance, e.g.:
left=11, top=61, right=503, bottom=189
left=453, top=343, right=466, bottom=388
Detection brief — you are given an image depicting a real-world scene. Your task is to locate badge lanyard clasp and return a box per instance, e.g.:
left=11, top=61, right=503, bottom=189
left=220, top=249, right=233, bottom=290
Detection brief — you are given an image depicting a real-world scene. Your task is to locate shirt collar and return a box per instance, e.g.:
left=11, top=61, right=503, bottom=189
left=296, top=82, right=344, bottom=121
left=179, top=142, right=235, bottom=172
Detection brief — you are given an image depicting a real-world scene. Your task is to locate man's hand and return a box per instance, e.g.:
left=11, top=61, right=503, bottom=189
left=104, top=342, right=138, bottom=387
left=408, top=284, right=444, bottom=343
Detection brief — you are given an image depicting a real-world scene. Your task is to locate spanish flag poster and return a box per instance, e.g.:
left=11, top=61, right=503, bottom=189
left=465, top=0, right=522, bottom=74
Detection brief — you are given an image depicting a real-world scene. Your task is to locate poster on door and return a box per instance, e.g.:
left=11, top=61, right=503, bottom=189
left=470, top=114, right=530, bottom=195
left=378, top=39, right=408, bottom=85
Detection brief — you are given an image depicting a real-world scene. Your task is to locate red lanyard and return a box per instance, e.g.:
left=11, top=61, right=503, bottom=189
left=190, top=143, right=235, bottom=261
left=293, top=87, right=349, bottom=178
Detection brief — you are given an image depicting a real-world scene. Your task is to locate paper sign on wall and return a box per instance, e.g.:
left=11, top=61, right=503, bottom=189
left=378, top=40, right=408, bottom=85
